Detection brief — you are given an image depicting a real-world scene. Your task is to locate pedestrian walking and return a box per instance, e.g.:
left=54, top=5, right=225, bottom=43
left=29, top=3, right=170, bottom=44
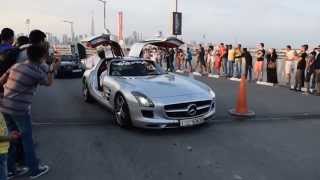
left=293, top=45, right=308, bottom=91
left=284, top=45, right=297, bottom=87
left=243, top=48, right=253, bottom=81
left=234, top=44, right=242, bottom=78
left=254, top=43, right=266, bottom=81
left=266, top=48, right=278, bottom=84
left=227, top=45, right=235, bottom=78
left=0, top=45, right=60, bottom=179
left=304, top=51, right=317, bottom=94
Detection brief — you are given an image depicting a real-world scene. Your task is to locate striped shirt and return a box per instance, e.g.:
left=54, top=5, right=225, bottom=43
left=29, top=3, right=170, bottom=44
left=0, top=62, right=49, bottom=115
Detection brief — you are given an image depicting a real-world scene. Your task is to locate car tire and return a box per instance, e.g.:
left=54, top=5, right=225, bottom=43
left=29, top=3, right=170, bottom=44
left=83, top=81, right=94, bottom=103
left=114, top=94, right=132, bottom=128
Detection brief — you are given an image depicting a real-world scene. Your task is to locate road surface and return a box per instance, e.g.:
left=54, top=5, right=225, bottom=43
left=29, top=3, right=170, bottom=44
left=18, top=75, right=320, bottom=180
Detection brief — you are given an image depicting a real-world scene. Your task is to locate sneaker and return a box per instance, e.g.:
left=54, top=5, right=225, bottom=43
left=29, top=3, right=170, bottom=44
left=8, top=167, right=29, bottom=179
left=29, top=165, right=50, bottom=179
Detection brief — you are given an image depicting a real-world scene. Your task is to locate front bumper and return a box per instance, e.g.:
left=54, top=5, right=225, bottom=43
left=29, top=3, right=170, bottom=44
left=132, top=109, right=216, bottom=129
left=127, top=97, right=216, bottom=129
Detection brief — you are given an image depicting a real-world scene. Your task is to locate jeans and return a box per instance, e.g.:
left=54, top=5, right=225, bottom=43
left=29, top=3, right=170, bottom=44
left=234, top=60, right=242, bottom=78
left=222, top=58, right=228, bottom=76
left=228, top=61, right=234, bottom=77
left=3, top=113, right=39, bottom=174
left=0, top=154, right=7, bottom=180
left=185, top=60, right=193, bottom=71
left=166, top=58, right=174, bottom=72
left=245, top=66, right=252, bottom=81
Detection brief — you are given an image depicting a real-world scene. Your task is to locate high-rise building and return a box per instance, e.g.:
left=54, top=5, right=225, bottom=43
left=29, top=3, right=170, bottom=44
left=91, top=12, right=95, bottom=37
left=62, top=34, right=69, bottom=45
left=117, top=11, right=124, bottom=42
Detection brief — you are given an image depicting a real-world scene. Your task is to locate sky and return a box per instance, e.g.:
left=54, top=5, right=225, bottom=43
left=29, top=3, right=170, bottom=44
left=0, top=0, right=319, bottom=48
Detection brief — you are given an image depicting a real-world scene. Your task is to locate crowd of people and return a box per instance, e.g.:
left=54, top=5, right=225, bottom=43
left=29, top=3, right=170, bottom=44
left=0, top=28, right=60, bottom=180
left=143, top=43, right=320, bottom=96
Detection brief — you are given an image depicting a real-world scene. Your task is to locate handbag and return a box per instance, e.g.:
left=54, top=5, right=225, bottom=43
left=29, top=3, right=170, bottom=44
left=267, top=62, right=276, bottom=69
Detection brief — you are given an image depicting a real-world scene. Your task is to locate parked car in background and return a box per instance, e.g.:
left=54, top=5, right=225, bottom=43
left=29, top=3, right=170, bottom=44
left=55, top=55, right=85, bottom=78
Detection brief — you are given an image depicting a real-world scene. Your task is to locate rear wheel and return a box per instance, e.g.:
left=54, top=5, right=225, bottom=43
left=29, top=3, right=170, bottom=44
left=114, top=94, right=132, bottom=128
left=83, top=81, right=94, bottom=103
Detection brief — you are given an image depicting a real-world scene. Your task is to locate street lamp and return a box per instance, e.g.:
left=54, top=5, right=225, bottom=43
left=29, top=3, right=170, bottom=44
left=175, top=0, right=178, bottom=12
left=62, top=20, right=75, bottom=43
left=25, top=19, right=31, bottom=35
left=97, top=0, right=111, bottom=34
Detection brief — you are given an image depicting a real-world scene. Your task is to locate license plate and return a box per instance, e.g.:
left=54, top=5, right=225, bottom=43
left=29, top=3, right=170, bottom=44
left=180, top=118, right=204, bottom=127
left=72, top=69, right=82, bottom=73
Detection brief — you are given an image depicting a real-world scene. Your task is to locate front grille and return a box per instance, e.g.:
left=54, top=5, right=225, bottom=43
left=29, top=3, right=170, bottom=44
left=164, top=100, right=212, bottom=119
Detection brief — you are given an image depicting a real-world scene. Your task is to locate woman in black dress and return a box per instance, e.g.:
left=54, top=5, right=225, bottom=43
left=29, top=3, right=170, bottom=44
left=266, top=48, right=278, bottom=84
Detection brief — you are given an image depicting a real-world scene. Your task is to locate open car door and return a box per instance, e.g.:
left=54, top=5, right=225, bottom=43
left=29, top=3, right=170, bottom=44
left=128, top=37, right=184, bottom=58
left=82, top=34, right=124, bottom=57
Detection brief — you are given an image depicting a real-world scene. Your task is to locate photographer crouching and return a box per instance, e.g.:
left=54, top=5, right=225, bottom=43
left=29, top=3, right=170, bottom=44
left=0, top=43, right=60, bottom=179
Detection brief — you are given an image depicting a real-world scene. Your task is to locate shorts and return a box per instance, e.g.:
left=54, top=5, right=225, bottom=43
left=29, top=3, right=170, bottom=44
left=254, top=61, right=264, bottom=73
left=285, top=61, right=295, bottom=75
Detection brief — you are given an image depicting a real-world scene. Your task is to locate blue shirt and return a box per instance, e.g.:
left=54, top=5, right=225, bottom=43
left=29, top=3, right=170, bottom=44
left=0, top=43, right=13, bottom=53
left=187, top=51, right=193, bottom=61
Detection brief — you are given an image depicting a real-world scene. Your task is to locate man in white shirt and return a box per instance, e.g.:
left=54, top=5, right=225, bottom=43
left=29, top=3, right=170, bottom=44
left=285, top=45, right=297, bottom=87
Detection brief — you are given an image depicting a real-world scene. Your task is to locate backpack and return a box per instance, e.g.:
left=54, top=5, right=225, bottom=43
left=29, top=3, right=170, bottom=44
left=0, top=47, right=20, bottom=77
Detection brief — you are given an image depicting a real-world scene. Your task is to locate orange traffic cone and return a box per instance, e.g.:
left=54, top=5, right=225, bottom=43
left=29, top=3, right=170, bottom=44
left=229, top=76, right=255, bottom=118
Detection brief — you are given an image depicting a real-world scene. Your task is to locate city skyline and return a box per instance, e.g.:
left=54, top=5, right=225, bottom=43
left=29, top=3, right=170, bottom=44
left=1, top=0, right=319, bottom=48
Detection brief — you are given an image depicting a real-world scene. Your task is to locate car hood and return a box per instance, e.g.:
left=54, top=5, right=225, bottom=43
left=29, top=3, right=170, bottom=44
left=115, top=74, right=210, bottom=98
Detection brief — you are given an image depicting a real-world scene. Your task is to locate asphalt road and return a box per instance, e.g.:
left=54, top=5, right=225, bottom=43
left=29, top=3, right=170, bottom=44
left=17, top=75, right=320, bottom=180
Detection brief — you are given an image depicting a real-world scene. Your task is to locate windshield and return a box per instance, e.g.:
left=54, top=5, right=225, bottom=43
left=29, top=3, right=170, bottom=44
left=61, top=55, right=78, bottom=62
left=110, top=60, right=165, bottom=76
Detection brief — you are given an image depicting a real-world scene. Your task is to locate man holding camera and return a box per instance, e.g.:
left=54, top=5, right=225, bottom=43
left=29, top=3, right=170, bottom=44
left=0, top=32, right=60, bottom=179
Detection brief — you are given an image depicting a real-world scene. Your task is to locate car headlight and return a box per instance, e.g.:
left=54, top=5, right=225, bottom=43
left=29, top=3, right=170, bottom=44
left=132, top=91, right=154, bottom=107
left=209, top=89, right=216, bottom=99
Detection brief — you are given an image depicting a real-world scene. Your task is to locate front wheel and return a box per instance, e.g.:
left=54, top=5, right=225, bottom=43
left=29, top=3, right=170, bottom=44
left=114, top=94, right=132, bottom=128
left=83, top=81, right=94, bottom=103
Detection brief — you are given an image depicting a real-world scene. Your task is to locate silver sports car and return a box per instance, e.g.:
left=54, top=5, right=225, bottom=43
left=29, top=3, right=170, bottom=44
left=82, top=35, right=216, bottom=129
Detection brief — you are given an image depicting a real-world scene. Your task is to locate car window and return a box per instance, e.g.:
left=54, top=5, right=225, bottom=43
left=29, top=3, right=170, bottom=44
left=110, top=60, right=164, bottom=76
left=61, top=55, right=77, bottom=62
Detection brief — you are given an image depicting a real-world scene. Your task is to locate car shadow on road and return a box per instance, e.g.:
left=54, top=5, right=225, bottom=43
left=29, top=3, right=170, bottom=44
left=127, top=122, right=214, bottom=136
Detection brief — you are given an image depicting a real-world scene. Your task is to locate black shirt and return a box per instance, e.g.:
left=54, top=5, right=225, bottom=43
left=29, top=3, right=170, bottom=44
left=244, top=52, right=252, bottom=67
left=257, top=49, right=265, bottom=61
left=297, top=52, right=307, bottom=70
left=315, top=53, right=320, bottom=70
left=200, top=47, right=205, bottom=60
